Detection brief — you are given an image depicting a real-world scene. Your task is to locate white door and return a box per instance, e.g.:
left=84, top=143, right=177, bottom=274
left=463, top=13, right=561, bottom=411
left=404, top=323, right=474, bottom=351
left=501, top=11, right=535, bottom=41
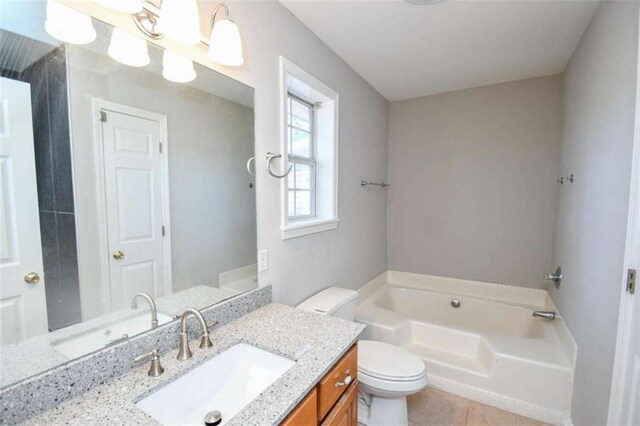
left=611, top=246, right=640, bottom=426
left=99, top=106, right=168, bottom=312
left=0, top=77, right=48, bottom=346
left=609, top=14, right=640, bottom=423
left=624, top=292, right=639, bottom=425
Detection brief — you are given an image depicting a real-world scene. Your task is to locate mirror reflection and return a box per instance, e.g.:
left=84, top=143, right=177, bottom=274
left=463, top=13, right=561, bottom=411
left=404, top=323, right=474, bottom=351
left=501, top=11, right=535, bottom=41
left=0, top=10, right=256, bottom=388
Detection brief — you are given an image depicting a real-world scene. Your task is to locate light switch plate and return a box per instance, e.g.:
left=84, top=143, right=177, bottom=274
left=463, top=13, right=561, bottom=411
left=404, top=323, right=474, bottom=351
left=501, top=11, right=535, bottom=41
left=258, top=249, right=268, bottom=272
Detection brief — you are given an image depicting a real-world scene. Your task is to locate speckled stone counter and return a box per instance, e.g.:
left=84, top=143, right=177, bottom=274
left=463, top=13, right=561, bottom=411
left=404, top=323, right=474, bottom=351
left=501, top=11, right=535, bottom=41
left=1, top=286, right=271, bottom=424
left=0, top=285, right=244, bottom=388
left=22, top=304, right=365, bottom=426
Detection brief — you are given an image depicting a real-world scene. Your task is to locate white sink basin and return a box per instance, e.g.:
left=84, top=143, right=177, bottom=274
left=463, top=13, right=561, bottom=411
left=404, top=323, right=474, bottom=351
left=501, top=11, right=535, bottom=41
left=136, top=343, right=295, bottom=425
left=53, top=312, right=173, bottom=359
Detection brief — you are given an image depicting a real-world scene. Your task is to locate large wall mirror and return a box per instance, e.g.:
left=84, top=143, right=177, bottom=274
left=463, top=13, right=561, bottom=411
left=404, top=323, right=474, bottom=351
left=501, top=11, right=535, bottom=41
left=0, top=3, right=256, bottom=388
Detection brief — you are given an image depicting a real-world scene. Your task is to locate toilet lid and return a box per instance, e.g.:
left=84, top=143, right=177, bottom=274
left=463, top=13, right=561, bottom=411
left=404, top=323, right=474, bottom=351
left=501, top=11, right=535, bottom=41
left=358, top=340, right=426, bottom=382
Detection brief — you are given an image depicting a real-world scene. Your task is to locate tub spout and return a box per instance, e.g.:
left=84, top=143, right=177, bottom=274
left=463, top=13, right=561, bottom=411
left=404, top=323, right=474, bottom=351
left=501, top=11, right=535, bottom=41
left=532, top=311, right=556, bottom=320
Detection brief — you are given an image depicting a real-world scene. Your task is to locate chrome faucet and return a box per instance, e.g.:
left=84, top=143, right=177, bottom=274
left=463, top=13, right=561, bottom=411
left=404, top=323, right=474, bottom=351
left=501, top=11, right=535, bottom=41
left=177, top=308, right=215, bottom=361
left=131, top=292, right=159, bottom=329
left=532, top=311, right=556, bottom=320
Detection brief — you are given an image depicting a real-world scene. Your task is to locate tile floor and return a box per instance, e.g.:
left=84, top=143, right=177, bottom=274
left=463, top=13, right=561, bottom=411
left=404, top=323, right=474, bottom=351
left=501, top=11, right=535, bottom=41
left=407, top=387, right=548, bottom=426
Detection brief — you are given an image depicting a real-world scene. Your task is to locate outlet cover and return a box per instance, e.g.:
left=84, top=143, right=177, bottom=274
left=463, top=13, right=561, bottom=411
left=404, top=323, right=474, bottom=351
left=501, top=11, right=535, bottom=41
left=258, top=249, right=268, bottom=272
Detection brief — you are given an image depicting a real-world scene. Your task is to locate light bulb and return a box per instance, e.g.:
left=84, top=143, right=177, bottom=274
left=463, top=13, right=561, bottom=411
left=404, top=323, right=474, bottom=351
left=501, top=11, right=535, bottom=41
left=93, top=0, right=143, bottom=13
left=158, top=0, right=201, bottom=46
left=108, top=28, right=150, bottom=67
left=207, top=18, right=243, bottom=66
left=162, top=50, right=197, bottom=83
left=45, top=0, right=96, bottom=45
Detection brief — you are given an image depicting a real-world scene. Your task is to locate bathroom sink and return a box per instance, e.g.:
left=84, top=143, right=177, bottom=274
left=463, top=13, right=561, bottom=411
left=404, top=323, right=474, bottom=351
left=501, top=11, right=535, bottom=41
left=53, top=312, right=173, bottom=359
left=136, top=343, right=295, bottom=425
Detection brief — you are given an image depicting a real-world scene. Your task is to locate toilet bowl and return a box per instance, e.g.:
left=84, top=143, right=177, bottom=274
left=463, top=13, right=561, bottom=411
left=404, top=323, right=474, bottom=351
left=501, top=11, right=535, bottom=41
left=357, top=340, right=427, bottom=426
left=297, top=287, right=428, bottom=426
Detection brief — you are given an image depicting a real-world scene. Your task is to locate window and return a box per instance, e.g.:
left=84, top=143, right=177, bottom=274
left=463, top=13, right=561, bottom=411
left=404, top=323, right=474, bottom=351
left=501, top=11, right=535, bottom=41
left=280, top=57, right=339, bottom=240
left=287, top=93, right=316, bottom=220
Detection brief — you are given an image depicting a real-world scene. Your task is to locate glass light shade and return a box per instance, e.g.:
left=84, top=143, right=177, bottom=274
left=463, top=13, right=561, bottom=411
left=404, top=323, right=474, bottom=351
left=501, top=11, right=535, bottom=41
left=108, top=28, right=150, bottom=67
left=207, top=19, right=243, bottom=66
left=45, top=0, right=96, bottom=45
left=162, top=50, right=197, bottom=83
left=93, top=0, right=143, bottom=13
left=158, top=0, right=201, bottom=45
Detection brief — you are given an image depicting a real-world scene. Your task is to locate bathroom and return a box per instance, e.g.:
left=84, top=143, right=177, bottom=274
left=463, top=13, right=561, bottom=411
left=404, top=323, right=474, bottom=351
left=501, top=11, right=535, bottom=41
left=0, top=0, right=638, bottom=425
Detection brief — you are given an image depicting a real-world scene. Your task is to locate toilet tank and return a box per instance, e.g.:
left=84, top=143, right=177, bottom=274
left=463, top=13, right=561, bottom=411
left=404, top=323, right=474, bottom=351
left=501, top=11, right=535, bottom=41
left=296, top=287, right=358, bottom=320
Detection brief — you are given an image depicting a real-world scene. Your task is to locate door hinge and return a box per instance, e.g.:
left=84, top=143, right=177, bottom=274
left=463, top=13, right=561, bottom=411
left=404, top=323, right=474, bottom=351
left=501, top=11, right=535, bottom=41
left=162, top=225, right=165, bottom=237
left=159, top=142, right=163, bottom=153
left=99, top=111, right=107, bottom=122
left=627, top=269, right=636, bottom=294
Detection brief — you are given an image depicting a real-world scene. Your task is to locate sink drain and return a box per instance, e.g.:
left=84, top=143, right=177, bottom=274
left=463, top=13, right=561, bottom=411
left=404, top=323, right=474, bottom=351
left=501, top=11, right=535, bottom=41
left=451, top=299, right=461, bottom=308
left=204, top=410, right=222, bottom=426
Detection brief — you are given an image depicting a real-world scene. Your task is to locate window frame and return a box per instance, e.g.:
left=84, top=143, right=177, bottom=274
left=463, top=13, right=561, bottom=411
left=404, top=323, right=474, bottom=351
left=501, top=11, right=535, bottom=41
left=287, top=92, right=317, bottom=221
left=279, top=56, right=340, bottom=240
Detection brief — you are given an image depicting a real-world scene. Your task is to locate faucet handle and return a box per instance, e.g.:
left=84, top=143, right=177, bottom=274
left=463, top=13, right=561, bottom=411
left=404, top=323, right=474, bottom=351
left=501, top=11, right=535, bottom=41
left=200, top=321, right=217, bottom=350
left=134, top=349, right=165, bottom=377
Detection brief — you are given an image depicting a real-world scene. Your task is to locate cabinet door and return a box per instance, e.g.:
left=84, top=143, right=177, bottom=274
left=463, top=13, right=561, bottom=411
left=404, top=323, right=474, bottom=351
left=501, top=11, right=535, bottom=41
left=321, top=381, right=358, bottom=426
left=282, top=387, right=318, bottom=426
left=318, top=345, right=357, bottom=420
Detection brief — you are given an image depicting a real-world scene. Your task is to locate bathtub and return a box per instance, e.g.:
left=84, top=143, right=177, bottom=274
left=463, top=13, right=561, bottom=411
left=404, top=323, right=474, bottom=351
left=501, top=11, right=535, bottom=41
left=356, top=271, right=577, bottom=425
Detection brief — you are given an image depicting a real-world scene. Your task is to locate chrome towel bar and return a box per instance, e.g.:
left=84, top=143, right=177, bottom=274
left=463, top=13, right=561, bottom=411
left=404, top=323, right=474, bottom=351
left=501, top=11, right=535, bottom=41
left=361, top=180, right=389, bottom=188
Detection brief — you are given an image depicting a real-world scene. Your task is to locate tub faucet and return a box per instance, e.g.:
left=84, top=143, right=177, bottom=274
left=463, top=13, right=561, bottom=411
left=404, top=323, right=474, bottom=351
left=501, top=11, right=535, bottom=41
left=131, top=292, right=158, bottom=329
left=532, top=311, right=556, bottom=320
left=177, top=308, right=215, bottom=360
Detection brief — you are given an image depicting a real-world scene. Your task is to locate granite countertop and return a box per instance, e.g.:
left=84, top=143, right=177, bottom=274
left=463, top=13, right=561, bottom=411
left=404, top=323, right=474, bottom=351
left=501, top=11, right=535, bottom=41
left=22, top=303, right=365, bottom=426
left=0, top=285, right=244, bottom=388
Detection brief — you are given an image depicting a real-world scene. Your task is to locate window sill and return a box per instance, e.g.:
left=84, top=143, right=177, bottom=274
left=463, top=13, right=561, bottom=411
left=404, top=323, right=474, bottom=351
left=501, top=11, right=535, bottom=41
left=281, top=218, right=339, bottom=240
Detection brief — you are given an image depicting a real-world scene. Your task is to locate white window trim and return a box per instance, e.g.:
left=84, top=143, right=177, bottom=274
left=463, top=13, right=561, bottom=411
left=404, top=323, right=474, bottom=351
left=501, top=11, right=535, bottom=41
left=279, top=56, right=339, bottom=240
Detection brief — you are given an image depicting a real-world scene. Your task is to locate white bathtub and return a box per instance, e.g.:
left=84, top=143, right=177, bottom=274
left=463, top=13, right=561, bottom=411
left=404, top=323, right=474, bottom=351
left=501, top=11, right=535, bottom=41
left=356, top=271, right=577, bottom=425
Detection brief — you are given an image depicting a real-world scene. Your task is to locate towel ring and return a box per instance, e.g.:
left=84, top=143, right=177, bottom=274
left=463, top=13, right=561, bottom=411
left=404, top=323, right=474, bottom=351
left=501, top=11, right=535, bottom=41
left=266, top=152, right=292, bottom=179
left=246, top=157, right=256, bottom=177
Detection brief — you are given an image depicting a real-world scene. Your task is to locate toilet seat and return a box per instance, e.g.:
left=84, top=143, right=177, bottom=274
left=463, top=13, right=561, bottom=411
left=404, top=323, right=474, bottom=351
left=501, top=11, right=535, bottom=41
left=358, top=340, right=427, bottom=396
left=358, top=340, right=426, bottom=381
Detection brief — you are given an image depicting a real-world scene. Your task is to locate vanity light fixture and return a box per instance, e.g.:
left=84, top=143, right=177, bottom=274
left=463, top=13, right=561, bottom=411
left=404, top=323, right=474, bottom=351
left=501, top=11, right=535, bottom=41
left=108, top=28, right=150, bottom=67
left=162, top=50, right=197, bottom=83
left=45, top=0, right=96, bottom=45
left=207, top=4, right=244, bottom=66
left=157, top=0, right=201, bottom=45
left=93, top=0, right=143, bottom=13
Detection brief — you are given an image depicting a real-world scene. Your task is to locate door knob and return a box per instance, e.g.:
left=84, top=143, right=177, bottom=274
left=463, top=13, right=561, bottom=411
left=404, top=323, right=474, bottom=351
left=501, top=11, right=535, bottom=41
left=24, top=272, right=40, bottom=284
left=113, top=250, right=125, bottom=260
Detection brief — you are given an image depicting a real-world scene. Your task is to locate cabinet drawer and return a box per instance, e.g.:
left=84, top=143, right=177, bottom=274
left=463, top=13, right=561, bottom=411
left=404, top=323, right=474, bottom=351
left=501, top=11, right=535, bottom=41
left=281, top=387, right=317, bottom=426
left=317, top=345, right=358, bottom=421
left=321, top=381, right=358, bottom=426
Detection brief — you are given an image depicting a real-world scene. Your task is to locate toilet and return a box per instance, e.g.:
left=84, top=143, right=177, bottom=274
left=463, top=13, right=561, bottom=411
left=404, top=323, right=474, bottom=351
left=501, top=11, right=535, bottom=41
left=297, top=287, right=428, bottom=426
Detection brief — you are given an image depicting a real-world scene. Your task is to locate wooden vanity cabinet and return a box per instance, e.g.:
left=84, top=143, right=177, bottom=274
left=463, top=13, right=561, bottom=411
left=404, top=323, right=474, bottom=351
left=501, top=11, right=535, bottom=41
left=281, top=344, right=358, bottom=426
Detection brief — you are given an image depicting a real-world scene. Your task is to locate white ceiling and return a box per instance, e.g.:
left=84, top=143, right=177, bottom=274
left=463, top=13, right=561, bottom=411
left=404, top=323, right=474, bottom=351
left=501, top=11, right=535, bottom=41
left=280, top=0, right=600, bottom=101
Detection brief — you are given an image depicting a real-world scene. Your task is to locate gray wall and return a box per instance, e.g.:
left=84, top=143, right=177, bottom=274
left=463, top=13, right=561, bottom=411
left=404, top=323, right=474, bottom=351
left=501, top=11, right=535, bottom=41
left=388, top=76, right=562, bottom=288
left=211, top=1, right=390, bottom=305
left=550, top=2, right=639, bottom=424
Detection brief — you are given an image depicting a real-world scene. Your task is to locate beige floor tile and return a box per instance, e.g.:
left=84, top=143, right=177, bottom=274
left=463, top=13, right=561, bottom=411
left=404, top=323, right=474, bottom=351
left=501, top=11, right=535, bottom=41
left=465, top=401, right=547, bottom=426
left=407, top=387, right=469, bottom=426
left=406, top=387, right=546, bottom=426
